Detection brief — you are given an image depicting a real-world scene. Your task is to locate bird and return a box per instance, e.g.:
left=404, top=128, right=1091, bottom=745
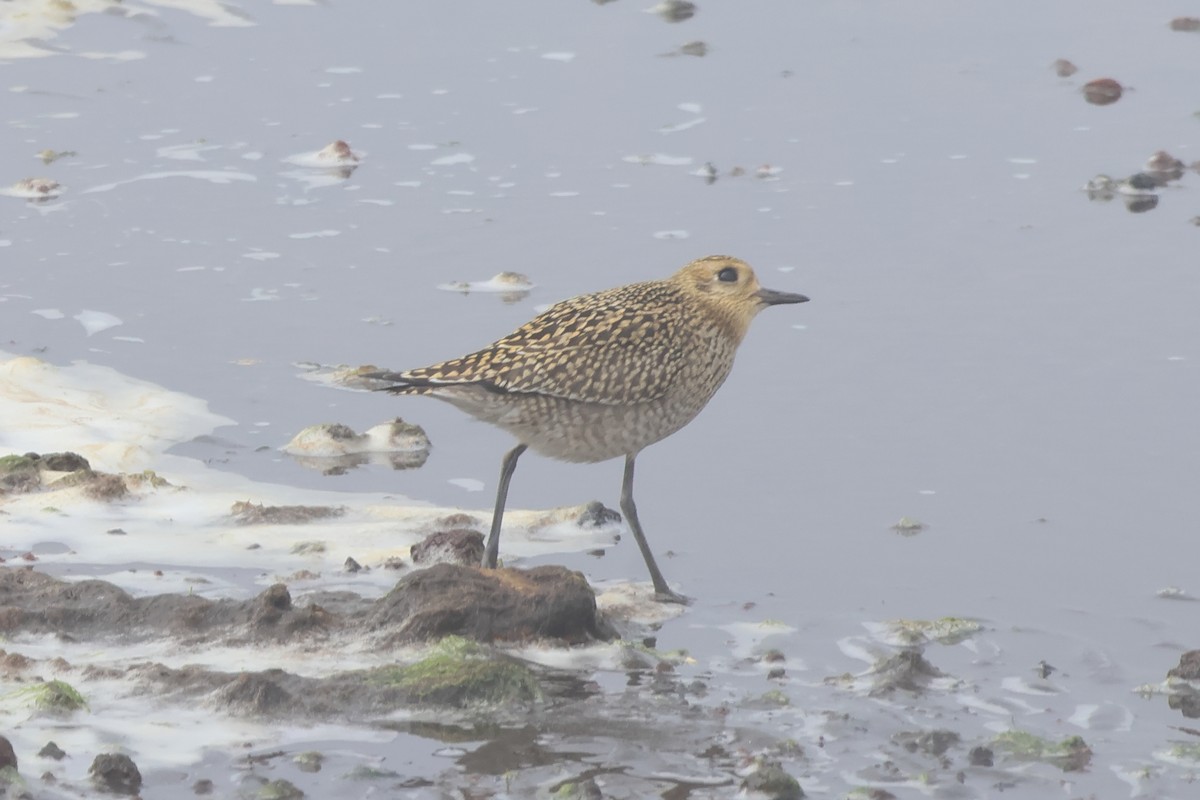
left=366, top=255, right=808, bottom=603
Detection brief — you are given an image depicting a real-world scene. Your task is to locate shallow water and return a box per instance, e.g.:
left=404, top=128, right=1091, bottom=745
left=3, top=1, right=1199, bottom=797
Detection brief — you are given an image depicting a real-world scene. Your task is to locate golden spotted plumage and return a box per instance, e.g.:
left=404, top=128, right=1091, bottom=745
left=366, top=255, right=808, bottom=601
left=398, top=281, right=691, bottom=405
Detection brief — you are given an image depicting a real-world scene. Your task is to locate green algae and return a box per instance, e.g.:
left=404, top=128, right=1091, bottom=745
left=992, top=730, right=1092, bottom=771
left=10, top=679, right=89, bottom=714
left=369, top=636, right=542, bottom=708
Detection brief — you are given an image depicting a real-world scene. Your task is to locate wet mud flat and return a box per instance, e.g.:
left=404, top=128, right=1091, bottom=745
left=24, top=505, right=1200, bottom=798
left=0, top=358, right=1199, bottom=797
left=0, top=558, right=806, bottom=799
left=0, top=553, right=1198, bottom=798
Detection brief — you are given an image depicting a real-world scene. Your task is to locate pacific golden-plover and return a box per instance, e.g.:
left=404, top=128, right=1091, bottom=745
left=367, top=255, right=808, bottom=603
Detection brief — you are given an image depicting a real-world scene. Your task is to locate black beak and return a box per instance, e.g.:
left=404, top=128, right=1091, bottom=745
left=755, top=287, right=809, bottom=306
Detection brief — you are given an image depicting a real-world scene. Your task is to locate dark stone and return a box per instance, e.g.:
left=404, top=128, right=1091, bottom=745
left=41, top=452, right=91, bottom=472
left=369, top=563, right=612, bottom=644
left=193, top=778, right=214, bottom=795
left=1169, top=693, right=1200, bottom=718
left=575, top=501, right=621, bottom=528
left=1058, top=736, right=1093, bottom=772
left=895, top=729, right=959, bottom=757
left=868, top=650, right=946, bottom=695
left=214, top=672, right=294, bottom=715
left=968, top=746, right=994, bottom=767
left=37, top=741, right=65, bottom=760
left=0, top=454, right=41, bottom=493
left=89, top=752, right=142, bottom=795
left=84, top=473, right=128, bottom=501
left=410, top=529, right=485, bottom=567
left=258, top=583, right=293, bottom=614
left=1125, top=172, right=1160, bottom=191
left=0, top=735, right=15, bottom=771
left=1168, top=650, right=1200, bottom=681
left=343, top=557, right=362, bottom=573
left=0, top=570, right=332, bottom=643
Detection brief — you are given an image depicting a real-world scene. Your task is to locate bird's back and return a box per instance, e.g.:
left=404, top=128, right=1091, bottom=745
left=393, top=279, right=736, bottom=406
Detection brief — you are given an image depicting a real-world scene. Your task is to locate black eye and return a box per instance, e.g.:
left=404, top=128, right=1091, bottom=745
left=717, top=266, right=738, bottom=283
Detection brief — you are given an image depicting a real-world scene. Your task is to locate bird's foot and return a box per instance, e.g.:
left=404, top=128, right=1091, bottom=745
left=653, top=587, right=691, bottom=605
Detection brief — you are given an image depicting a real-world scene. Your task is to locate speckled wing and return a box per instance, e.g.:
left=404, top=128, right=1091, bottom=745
left=396, top=283, right=688, bottom=405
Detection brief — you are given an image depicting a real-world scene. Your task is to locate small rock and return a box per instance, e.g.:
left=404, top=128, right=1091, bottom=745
left=575, top=501, right=621, bottom=528
left=369, top=563, right=611, bottom=644
left=84, top=472, right=128, bottom=501
left=257, top=778, right=305, bottom=799
left=1169, top=17, right=1200, bottom=32
left=435, top=513, right=479, bottom=528
left=293, top=751, right=323, bottom=773
left=1168, top=650, right=1200, bottom=681
left=1124, top=172, right=1160, bottom=192
left=0, top=454, right=41, bottom=493
left=343, top=557, right=363, bottom=573
left=316, top=140, right=359, bottom=165
left=37, top=741, right=65, bottom=760
left=968, top=745, right=994, bottom=767
left=896, top=729, right=960, bottom=757
left=215, top=672, right=294, bottom=715
left=1051, top=58, right=1077, bottom=77
left=258, top=583, right=292, bottom=614
left=740, top=760, right=804, bottom=799
left=553, top=777, right=603, bottom=799
left=193, top=778, right=215, bottom=795
left=41, top=452, right=91, bottom=472
left=1146, top=150, right=1185, bottom=181
left=868, top=650, right=946, bottom=695
left=891, top=516, right=925, bottom=535
left=11, top=177, right=62, bottom=198
left=410, top=529, right=485, bottom=567
left=0, top=735, right=15, bottom=771
left=1082, top=77, right=1123, bottom=106
left=653, top=0, right=696, bottom=23
left=89, top=753, right=143, bottom=795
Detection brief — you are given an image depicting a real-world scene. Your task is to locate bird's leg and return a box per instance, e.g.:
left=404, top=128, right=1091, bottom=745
left=484, top=444, right=527, bottom=569
left=620, top=453, right=689, bottom=604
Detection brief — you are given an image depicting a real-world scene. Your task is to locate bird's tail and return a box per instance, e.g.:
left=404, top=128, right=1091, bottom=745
left=359, top=370, right=437, bottom=395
